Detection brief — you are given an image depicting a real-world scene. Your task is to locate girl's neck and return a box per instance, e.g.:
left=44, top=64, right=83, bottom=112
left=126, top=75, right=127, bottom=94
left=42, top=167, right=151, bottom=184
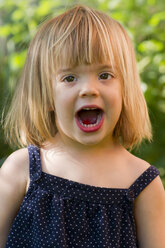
left=43, top=132, right=124, bottom=163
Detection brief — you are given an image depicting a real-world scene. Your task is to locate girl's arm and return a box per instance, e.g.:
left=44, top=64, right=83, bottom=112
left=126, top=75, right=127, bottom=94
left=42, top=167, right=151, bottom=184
left=0, top=149, right=29, bottom=247
left=134, top=176, right=165, bottom=248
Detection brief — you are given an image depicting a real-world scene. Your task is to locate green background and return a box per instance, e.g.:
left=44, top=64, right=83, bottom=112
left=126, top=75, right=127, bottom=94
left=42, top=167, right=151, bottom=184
left=0, top=0, right=165, bottom=185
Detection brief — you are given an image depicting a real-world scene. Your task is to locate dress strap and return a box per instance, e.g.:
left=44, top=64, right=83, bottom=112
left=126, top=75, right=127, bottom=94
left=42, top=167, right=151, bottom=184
left=27, top=145, right=42, bottom=182
left=126, top=165, right=160, bottom=201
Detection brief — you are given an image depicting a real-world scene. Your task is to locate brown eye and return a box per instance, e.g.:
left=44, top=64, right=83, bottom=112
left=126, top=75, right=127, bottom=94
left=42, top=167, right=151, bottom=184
left=99, top=73, right=112, bottom=80
left=63, top=75, right=76, bottom=82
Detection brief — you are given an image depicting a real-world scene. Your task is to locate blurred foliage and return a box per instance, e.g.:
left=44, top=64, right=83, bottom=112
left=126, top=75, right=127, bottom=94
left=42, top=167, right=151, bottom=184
left=0, top=0, right=165, bottom=185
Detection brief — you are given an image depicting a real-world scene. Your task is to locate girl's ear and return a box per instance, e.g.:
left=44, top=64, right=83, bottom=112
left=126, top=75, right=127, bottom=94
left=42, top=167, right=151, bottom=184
left=47, top=105, right=55, bottom=112
left=48, top=106, right=53, bottom=111
left=47, top=101, right=55, bottom=112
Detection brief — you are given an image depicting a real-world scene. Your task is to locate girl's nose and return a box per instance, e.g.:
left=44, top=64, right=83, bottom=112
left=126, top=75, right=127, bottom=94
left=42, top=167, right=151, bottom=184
left=79, top=79, right=99, bottom=98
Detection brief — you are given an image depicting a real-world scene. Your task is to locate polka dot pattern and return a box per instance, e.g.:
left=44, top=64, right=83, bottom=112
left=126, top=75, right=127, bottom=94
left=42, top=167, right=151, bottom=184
left=6, top=145, right=160, bottom=248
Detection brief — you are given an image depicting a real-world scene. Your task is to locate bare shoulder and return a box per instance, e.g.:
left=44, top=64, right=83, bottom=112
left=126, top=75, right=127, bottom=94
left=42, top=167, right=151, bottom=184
left=124, top=151, right=165, bottom=247
left=123, top=149, right=151, bottom=178
left=0, top=148, right=29, bottom=186
left=4, top=147, right=29, bottom=164
left=123, top=149, right=164, bottom=198
left=0, top=148, right=29, bottom=246
left=134, top=177, right=165, bottom=247
left=118, top=148, right=151, bottom=187
left=131, top=160, right=165, bottom=247
left=129, top=151, right=164, bottom=199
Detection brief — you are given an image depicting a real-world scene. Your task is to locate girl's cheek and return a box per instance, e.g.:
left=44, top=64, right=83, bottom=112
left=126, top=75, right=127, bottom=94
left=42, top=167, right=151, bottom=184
left=108, top=90, right=122, bottom=103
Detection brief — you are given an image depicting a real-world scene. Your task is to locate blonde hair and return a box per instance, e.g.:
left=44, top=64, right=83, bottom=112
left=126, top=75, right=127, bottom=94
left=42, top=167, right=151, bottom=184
left=3, top=4, right=152, bottom=150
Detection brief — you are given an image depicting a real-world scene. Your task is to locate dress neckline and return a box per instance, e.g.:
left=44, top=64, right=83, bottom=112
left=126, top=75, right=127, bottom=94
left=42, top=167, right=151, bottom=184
left=40, top=165, right=152, bottom=191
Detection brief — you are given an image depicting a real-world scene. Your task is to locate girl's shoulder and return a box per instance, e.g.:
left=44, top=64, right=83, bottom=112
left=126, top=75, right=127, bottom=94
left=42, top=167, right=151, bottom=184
left=131, top=157, right=165, bottom=247
left=0, top=148, right=29, bottom=190
left=2, top=148, right=29, bottom=171
left=124, top=150, right=151, bottom=178
left=126, top=151, right=164, bottom=207
left=0, top=148, right=30, bottom=243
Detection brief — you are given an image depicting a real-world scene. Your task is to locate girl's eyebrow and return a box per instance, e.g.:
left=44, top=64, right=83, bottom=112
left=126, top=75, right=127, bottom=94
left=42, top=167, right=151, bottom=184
left=56, top=64, right=114, bottom=74
left=57, top=68, right=74, bottom=74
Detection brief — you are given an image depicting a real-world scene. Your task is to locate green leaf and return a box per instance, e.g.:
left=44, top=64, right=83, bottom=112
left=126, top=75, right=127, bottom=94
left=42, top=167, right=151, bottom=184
left=35, top=1, right=53, bottom=16
left=138, top=57, right=151, bottom=73
left=9, top=51, right=26, bottom=70
left=159, top=61, right=165, bottom=74
left=107, top=0, right=121, bottom=9
left=138, top=40, right=164, bottom=52
left=147, top=0, right=156, bottom=5
left=149, top=11, right=165, bottom=27
left=12, top=9, right=24, bottom=21
left=0, top=25, right=11, bottom=37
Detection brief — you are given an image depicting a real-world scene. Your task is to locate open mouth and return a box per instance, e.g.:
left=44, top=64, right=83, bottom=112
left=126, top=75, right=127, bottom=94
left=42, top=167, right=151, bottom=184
left=75, top=108, right=104, bottom=132
left=77, top=108, right=103, bottom=126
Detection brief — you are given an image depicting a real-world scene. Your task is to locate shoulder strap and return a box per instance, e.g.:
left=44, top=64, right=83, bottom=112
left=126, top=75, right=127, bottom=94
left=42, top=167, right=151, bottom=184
left=126, top=165, right=160, bottom=201
left=27, top=145, right=42, bottom=182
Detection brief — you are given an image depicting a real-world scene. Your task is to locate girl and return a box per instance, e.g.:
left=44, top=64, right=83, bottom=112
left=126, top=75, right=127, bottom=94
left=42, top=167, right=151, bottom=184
left=0, top=4, right=165, bottom=248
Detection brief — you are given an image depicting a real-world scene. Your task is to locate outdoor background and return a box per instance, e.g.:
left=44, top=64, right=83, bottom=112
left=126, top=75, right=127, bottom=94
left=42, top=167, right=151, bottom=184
left=0, top=0, right=165, bottom=186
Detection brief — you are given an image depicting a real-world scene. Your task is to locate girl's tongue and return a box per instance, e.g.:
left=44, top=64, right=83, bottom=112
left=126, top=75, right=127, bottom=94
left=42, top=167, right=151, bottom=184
left=78, top=109, right=99, bottom=125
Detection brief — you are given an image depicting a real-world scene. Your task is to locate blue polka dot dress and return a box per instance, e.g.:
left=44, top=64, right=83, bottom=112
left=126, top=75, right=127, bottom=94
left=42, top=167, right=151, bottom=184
left=6, top=145, right=160, bottom=248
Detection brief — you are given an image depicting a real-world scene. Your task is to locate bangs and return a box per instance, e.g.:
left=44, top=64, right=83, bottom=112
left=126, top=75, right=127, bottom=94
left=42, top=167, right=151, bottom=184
left=48, top=7, right=119, bottom=73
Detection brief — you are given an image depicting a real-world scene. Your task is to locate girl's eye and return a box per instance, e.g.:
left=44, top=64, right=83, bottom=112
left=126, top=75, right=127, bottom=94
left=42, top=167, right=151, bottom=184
left=63, top=75, right=76, bottom=83
left=99, top=73, right=112, bottom=80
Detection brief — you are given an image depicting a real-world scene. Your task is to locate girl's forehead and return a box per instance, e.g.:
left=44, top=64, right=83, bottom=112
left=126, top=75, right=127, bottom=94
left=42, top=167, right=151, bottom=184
left=56, top=63, right=115, bottom=75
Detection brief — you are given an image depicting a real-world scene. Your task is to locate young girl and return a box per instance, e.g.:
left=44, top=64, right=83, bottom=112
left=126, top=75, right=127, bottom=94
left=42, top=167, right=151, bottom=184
left=0, top=4, right=165, bottom=248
